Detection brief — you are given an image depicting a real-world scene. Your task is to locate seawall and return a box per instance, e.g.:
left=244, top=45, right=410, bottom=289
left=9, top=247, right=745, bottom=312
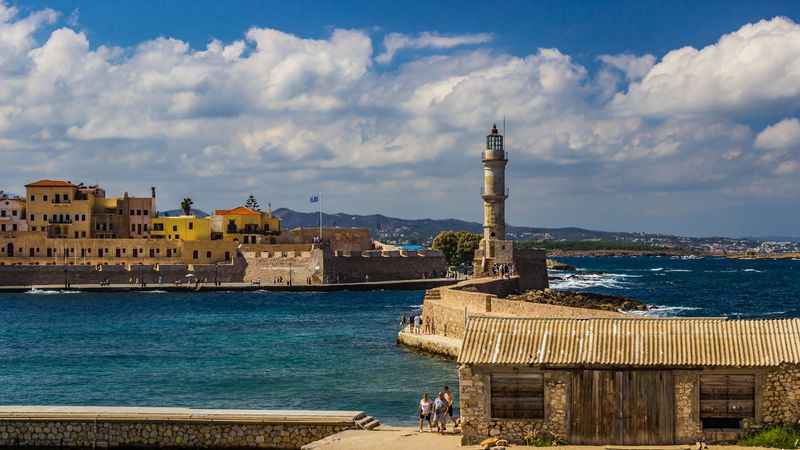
left=0, top=406, right=363, bottom=449
left=396, top=329, right=461, bottom=358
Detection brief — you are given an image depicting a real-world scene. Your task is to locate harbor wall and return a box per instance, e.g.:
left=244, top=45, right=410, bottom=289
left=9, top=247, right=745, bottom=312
left=325, top=250, right=447, bottom=283
left=0, top=407, right=360, bottom=449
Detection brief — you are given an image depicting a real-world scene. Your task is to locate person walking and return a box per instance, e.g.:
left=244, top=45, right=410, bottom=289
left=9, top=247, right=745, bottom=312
left=413, top=314, right=421, bottom=333
left=443, top=385, right=455, bottom=430
left=417, top=393, right=433, bottom=432
left=433, top=392, right=448, bottom=433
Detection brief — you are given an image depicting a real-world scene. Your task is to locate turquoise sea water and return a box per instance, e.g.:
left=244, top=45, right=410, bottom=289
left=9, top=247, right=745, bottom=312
left=0, top=256, right=798, bottom=424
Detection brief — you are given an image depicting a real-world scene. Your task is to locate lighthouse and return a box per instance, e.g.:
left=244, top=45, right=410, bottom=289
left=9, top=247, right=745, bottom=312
left=481, top=124, right=508, bottom=242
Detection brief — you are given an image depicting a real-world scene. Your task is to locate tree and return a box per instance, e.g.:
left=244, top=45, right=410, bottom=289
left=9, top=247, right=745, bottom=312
left=432, top=230, right=481, bottom=267
left=180, top=198, right=193, bottom=216
left=244, top=194, right=261, bottom=211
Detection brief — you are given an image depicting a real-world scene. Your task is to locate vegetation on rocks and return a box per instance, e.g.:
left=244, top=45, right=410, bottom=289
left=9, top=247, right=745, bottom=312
left=510, top=289, right=646, bottom=312
left=739, top=425, right=800, bottom=449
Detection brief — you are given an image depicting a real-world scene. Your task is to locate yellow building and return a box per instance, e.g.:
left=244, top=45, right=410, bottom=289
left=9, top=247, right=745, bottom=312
left=25, top=180, right=97, bottom=239
left=213, top=206, right=281, bottom=244
left=25, top=179, right=155, bottom=239
left=150, top=215, right=212, bottom=241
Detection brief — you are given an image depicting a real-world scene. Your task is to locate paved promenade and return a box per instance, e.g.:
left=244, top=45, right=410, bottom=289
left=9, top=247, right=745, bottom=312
left=0, top=278, right=457, bottom=293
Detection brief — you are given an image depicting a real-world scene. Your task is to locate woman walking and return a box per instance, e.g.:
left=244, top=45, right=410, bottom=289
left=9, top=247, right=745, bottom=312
left=417, top=393, right=433, bottom=432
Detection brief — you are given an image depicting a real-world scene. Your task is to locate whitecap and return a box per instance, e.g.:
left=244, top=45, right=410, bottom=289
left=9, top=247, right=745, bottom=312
left=649, top=267, right=664, bottom=272
left=626, top=305, right=702, bottom=317
left=26, top=288, right=81, bottom=295
left=666, top=269, right=692, bottom=272
left=742, top=269, right=763, bottom=273
left=140, top=290, right=168, bottom=294
left=550, top=272, right=636, bottom=290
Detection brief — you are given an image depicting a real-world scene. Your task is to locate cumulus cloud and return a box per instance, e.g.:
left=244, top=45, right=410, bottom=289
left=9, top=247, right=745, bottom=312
left=0, top=2, right=798, bottom=234
left=612, top=17, right=800, bottom=117
left=598, top=53, right=656, bottom=81
left=376, top=31, right=492, bottom=63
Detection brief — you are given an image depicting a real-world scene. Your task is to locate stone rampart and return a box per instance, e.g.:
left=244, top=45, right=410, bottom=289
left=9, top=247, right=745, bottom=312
left=0, top=406, right=360, bottom=449
left=761, top=364, right=800, bottom=424
left=325, top=252, right=447, bottom=283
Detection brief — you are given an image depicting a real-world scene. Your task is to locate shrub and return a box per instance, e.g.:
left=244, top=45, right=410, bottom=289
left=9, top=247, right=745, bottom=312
left=739, top=425, right=800, bottom=449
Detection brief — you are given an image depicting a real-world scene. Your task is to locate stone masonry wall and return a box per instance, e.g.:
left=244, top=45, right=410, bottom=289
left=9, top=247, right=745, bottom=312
left=761, top=364, right=800, bottom=425
left=459, top=365, right=568, bottom=446
left=0, top=420, right=351, bottom=449
left=674, top=371, right=703, bottom=443
left=326, top=253, right=447, bottom=283
left=422, top=301, right=468, bottom=338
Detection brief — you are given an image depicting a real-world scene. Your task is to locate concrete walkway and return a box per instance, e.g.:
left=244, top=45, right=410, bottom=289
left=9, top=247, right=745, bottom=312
left=0, top=278, right=458, bottom=293
left=397, top=330, right=461, bottom=358
left=303, top=427, right=770, bottom=450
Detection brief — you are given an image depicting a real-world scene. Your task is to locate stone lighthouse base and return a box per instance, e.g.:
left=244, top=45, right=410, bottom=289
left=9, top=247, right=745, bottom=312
left=473, top=239, right=548, bottom=291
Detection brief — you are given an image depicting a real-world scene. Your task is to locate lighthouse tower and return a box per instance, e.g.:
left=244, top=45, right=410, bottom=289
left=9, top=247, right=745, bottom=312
left=481, top=124, right=507, bottom=242
left=473, top=124, right=514, bottom=275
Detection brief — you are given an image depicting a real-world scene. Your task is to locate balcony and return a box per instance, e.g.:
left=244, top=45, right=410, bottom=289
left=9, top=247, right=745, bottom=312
left=51, top=200, right=72, bottom=204
left=48, top=217, right=73, bottom=224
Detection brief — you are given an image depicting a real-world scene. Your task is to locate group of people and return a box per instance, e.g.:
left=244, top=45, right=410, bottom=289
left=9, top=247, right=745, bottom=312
left=492, top=263, right=514, bottom=278
left=417, top=386, right=456, bottom=433
left=401, top=314, right=436, bottom=334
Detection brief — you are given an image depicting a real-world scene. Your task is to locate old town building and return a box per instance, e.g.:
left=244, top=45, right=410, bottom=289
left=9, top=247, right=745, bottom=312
left=0, top=192, right=27, bottom=233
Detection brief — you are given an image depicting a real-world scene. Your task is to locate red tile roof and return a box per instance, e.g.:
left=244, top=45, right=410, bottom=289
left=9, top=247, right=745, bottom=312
left=25, top=179, right=77, bottom=188
left=214, top=206, right=262, bottom=216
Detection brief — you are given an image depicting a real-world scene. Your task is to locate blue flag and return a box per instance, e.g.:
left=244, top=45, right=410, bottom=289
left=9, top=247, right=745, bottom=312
left=309, top=195, right=319, bottom=203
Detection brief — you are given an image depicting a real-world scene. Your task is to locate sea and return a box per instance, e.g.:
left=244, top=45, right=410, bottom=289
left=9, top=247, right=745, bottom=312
left=0, top=256, right=797, bottom=424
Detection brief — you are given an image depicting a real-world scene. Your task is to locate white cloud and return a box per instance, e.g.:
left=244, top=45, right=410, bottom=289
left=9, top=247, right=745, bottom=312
left=755, top=118, right=800, bottom=151
left=376, top=31, right=492, bottom=63
left=612, top=17, right=800, bottom=117
left=598, top=53, right=656, bottom=81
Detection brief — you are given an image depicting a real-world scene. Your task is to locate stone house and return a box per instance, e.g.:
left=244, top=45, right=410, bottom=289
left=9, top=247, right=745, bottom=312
left=458, top=316, right=800, bottom=445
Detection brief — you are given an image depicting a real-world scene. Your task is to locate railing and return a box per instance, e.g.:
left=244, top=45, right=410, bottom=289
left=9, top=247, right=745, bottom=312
left=51, top=200, right=72, bottom=204
left=48, top=218, right=73, bottom=224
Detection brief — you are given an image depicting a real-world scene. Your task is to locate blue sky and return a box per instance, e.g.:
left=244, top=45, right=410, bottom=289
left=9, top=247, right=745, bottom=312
left=2, top=0, right=800, bottom=237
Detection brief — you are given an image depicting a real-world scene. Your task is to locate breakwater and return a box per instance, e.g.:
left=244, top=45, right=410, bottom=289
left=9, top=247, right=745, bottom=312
left=0, top=406, right=360, bottom=449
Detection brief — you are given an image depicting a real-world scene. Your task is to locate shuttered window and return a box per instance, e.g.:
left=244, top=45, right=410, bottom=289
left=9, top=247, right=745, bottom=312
left=700, top=374, right=755, bottom=428
left=491, top=373, right=544, bottom=419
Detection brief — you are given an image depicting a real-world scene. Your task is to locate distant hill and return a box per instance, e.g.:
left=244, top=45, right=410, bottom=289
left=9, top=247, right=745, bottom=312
left=157, top=209, right=209, bottom=218
left=272, top=207, right=746, bottom=250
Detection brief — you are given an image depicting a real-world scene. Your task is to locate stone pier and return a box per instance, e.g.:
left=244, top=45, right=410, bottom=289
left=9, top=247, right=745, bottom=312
left=0, top=406, right=364, bottom=449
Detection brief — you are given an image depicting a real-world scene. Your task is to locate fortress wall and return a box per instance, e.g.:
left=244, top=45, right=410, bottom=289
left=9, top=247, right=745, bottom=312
left=0, top=260, right=246, bottom=286
left=325, top=253, right=447, bottom=283
left=243, top=250, right=324, bottom=285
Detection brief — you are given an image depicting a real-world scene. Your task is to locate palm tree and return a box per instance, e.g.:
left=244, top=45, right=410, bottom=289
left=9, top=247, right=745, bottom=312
left=181, top=198, right=194, bottom=216
left=244, top=194, right=261, bottom=211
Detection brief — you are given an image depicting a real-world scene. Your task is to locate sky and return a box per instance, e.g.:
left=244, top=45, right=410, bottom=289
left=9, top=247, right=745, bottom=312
left=1, top=1, right=800, bottom=237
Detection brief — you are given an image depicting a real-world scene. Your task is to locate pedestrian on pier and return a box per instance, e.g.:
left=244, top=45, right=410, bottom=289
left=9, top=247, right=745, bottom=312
left=413, top=315, right=421, bottom=333
left=417, top=393, right=433, bottom=432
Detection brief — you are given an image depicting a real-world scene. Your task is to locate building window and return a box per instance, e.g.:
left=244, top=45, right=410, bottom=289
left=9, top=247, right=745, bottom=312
left=30, top=195, right=35, bottom=201
left=150, top=249, right=155, bottom=257
left=74, top=214, right=79, bottom=221
left=700, top=374, right=755, bottom=429
left=11, top=210, right=17, bottom=216
left=81, top=231, right=86, bottom=238
left=206, top=251, right=211, bottom=258
left=12, top=224, right=17, bottom=231
left=81, top=214, right=86, bottom=221
left=225, top=251, right=231, bottom=261
left=132, top=224, right=136, bottom=232
left=490, top=373, right=544, bottom=419
left=172, top=225, right=177, bottom=232
left=136, top=209, right=141, bottom=216
left=153, top=223, right=164, bottom=231
left=133, top=249, right=138, bottom=257
left=174, top=234, right=180, bottom=239
left=30, top=214, right=34, bottom=221
left=188, top=222, right=193, bottom=230
left=144, top=224, right=149, bottom=231
left=130, top=210, right=134, bottom=216
left=43, top=214, right=48, bottom=221
left=192, top=250, right=198, bottom=260
left=64, top=194, right=69, bottom=201
left=43, top=195, right=48, bottom=201
left=116, top=248, right=121, bottom=257
left=0, top=210, right=5, bottom=217
left=1, top=224, right=5, bottom=231
left=144, top=210, right=149, bottom=216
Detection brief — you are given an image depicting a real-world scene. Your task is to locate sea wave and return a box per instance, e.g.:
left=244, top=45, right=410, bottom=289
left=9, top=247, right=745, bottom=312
left=650, top=267, right=664, bottom=272
left=743, top=269, right=764, bottom=273
left=550, top=272, right=637, bottom=290
left=26, top=288, right=81, bottom=295
left=140, top=290, right=168, bottom=294
left=666, top=269, right=692, bottom=272
left=627, top=305, right=703, bottom=317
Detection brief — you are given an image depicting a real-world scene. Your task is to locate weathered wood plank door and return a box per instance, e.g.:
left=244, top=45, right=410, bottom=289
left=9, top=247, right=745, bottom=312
left=570, top=370, right=675, bottom=445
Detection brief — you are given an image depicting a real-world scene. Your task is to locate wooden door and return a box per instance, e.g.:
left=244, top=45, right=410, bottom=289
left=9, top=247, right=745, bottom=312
left=570, top=370, right=675, bottom=445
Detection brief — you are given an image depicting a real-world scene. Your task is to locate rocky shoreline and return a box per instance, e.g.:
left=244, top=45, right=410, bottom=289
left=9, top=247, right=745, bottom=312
left=508, top=289, right=647, bottom=312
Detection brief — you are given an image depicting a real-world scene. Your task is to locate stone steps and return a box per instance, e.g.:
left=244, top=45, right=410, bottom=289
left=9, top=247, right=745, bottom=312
left=355, top=415, right=381, bottom=430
